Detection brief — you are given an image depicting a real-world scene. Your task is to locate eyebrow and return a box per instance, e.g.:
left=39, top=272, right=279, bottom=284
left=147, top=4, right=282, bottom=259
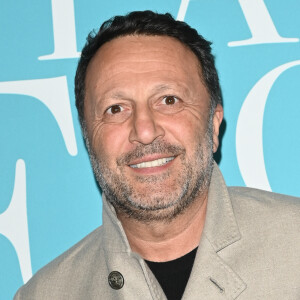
left=151, top=84, right=173, bottom=93
left=99, top=91, right=128, bottom=102
left=151, top=83, right=190, bottom=98
left=111, top=92, right=128, bottom=99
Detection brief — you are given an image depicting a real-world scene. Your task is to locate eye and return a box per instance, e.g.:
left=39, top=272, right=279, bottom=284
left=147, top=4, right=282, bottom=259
left=162, top=95, right=179, bottom=105
left=106, top=105, right=124, bottom=114
left=102, top=103, right=131, bottom=123
left=155, top=95, right=183, bottom=115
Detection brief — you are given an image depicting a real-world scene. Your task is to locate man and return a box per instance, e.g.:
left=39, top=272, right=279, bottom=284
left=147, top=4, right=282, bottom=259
left=15, top=11, right=300, bottom=300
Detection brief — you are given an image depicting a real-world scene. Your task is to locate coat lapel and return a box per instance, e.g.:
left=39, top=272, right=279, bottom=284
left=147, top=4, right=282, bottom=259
left=183, top=163, right=247, bottom=299
left=183, top=235, right=246, bottom=299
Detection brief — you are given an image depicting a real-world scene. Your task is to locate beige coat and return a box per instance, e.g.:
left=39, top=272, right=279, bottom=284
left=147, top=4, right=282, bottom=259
left=14, top=164, right=300, bottom=299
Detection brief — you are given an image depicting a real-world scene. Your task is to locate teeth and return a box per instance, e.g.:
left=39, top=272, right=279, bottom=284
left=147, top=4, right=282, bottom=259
left=130, top=157, right=174, bottom=169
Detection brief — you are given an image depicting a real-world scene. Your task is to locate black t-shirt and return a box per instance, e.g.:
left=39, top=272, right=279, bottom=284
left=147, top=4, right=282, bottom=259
left=145, top=247, right=197, bottom=300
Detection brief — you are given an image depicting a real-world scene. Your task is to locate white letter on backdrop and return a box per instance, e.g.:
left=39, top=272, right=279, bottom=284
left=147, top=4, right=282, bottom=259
left=0, top=160, right=31, bottom=283
left=228, top=0, right=299, bottom=47
left=236, top=60, right=300, bottom=191
left=0, top=76, right=77, bottom=156
left=39, top=0, right=80, bottom=60
left=177, top=0, right=190, bottom=21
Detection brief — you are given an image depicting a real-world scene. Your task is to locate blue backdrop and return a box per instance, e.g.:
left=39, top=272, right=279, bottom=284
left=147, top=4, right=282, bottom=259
left=1, top=0, right=299, bottom=298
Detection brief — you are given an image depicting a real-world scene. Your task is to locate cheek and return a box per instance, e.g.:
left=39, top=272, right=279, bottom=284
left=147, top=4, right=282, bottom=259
left=162, top=111, right=207, bottom=146
left=92, top=124, right=130, bottom=163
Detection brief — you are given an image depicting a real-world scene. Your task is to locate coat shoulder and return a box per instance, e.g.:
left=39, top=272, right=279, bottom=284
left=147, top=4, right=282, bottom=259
left=14, top=226, right=105, bottom=299
left=228, top=186, right=300, bottom=211
left=223, top=187, right=300, bottom=297
left=228, top=186, right=300, bottom=237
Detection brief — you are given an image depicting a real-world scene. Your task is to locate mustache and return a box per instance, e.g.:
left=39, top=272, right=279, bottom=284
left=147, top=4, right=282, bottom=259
left=117, top=140, right=186, bottom=165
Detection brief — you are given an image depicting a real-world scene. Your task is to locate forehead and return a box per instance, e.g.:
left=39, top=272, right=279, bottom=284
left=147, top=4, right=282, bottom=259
left=85, top=35, right=203, bottom=89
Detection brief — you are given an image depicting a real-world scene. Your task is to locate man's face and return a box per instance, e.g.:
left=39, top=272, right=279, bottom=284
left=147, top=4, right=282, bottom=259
left=84, top=35, right=223, bottom=221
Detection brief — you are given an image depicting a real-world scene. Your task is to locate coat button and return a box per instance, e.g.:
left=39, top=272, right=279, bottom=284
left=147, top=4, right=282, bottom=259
left=108, top=271, right=124, bottom=290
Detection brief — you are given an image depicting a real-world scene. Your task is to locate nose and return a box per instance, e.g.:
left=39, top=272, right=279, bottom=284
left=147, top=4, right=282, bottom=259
left=129, top=105, right=165, bottom=145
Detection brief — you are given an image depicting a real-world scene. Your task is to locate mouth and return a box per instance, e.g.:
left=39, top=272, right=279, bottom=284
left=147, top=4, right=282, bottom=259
left=129, top=156, right=175, bottom=169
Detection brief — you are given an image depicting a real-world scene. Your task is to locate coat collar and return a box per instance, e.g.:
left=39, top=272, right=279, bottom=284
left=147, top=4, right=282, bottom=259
left=102, top=195, right=131, bottom=252
left=203, top=162, right=241, bottom=251
left=183, top=162, right=246, bottom=299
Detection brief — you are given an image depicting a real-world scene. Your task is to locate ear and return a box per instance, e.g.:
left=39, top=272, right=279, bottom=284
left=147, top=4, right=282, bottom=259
left=212, top=104, right=223, bottom=153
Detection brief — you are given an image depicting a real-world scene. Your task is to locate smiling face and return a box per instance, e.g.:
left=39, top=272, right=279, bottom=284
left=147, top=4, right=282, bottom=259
left=84, top=35, right=223, bottom=221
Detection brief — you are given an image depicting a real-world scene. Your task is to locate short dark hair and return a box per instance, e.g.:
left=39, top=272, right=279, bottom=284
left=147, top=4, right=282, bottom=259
left=75, top=10, right=222, bottom=128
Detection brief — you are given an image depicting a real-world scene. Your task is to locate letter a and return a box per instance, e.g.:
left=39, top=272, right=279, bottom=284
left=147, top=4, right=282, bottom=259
left=228, top=0, right=299, bottom=47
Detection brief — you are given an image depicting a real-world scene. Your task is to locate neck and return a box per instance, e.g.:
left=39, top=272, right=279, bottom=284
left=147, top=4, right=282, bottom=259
left=117, top=193, right=208, bottom=262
